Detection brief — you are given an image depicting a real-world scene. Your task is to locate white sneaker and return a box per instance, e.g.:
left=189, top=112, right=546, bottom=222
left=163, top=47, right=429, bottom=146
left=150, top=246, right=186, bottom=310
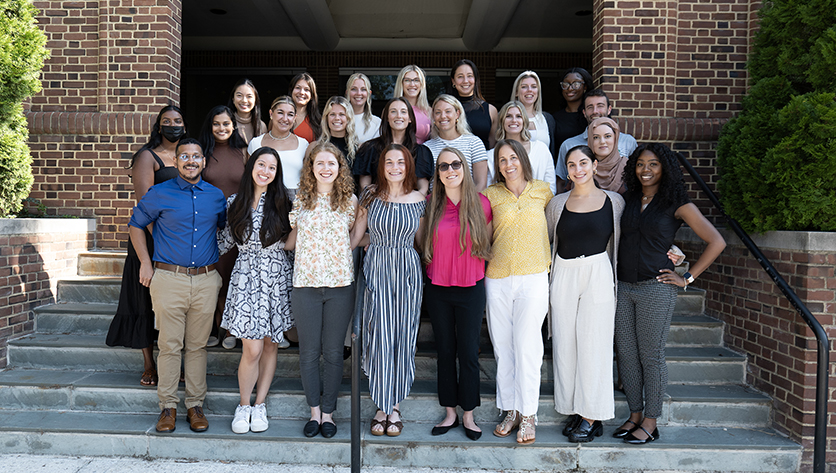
left=222, top=335, right=237, bottom=350
left=231, top=404, right=251, bottom=434
left=250, top=403, right=269, bottom=432
left=206, top=335, right=219, bottom=347
left=276, top=338, right=290, bottom=349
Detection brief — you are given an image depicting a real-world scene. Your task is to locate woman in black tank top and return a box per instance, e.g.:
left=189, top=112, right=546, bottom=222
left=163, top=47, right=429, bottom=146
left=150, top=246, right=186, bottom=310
left=106, top=105, right=185, bottom=386
left=545, top=145, right=625, bottom=443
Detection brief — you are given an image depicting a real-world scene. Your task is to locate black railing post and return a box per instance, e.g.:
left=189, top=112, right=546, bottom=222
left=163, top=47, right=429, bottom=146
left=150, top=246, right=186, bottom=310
left=350, top=249, right=365, bottom=473
left=675, top=152, right=830, bottom=473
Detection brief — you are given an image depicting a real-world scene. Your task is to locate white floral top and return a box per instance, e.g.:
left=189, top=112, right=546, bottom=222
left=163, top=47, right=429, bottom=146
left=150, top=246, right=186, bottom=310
left=290, top=193, right=355, bottom=288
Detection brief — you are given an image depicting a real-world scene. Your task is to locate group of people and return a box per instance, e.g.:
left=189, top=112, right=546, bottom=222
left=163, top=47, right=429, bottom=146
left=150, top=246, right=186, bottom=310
left=107, top=62, right=726, bottom=446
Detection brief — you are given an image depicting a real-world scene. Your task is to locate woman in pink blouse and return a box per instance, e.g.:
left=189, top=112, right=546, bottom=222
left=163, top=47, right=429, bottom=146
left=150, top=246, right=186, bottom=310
left=420, top=147, right=493, bottom=441
left=285, top=141, right=359, bottom=439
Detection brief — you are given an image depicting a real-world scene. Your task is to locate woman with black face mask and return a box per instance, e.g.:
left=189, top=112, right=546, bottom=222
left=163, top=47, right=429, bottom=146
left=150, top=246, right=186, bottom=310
left=106, top=105, right=187, bottom=387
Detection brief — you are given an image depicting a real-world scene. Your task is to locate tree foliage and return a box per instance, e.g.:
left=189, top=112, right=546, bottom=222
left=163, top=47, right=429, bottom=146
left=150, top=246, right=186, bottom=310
left=0, top=0, right=49, bottom=217
left=717, top=0, right=836, bottom=232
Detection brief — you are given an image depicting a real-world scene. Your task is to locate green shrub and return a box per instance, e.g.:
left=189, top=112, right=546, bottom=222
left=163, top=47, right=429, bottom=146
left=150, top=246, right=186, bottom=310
left=0, top=0, right=49, bottom=217
left=718, top=0, right=836, bottom=232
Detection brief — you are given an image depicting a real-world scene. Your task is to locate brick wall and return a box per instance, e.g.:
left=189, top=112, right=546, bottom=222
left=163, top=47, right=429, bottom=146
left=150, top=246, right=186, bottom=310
left=677, top=229, right=836, bottom=469
left=26, top=0, right=182, bottom=248
left=0, top=219, right=95, bottom=368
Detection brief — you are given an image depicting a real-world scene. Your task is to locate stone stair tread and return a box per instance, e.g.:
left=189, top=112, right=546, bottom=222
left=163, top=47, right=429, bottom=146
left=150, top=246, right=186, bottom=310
left=0, top=409, right=800, bottom=472
left=664, top=346, right=745, bottom=361
left=0, top=368, right=768, bottom=405
left=34, top=302, right=117, bottom=315
left=57, top=276, right=122, bottom=283
left=670, top=314, right=723, bottom=326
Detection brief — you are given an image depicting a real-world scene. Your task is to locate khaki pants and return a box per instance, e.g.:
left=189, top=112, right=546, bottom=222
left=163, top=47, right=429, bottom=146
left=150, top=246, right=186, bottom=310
left=149, top=268, right=221, bottom=410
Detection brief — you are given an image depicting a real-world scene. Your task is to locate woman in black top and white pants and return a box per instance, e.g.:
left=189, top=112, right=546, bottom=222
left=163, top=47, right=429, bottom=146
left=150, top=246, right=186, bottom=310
left=546, top=145, right=624, bottom=443
left=613, top=143, right=725, bottom=444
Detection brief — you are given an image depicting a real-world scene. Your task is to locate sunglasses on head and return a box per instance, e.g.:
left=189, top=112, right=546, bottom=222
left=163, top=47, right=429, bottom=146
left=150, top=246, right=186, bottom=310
left=437, top=161, right=463, bottom=172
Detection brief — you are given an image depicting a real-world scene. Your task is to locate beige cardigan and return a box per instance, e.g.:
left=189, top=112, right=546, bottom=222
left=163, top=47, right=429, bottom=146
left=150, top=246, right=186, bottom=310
left=544, top=189, right=625, bottom=335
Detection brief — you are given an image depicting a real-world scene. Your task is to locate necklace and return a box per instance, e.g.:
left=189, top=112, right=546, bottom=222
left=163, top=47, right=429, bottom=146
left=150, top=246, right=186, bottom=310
left=268, top=130, right=291, bottom=141
left=642, top=194, right=655, bottom=201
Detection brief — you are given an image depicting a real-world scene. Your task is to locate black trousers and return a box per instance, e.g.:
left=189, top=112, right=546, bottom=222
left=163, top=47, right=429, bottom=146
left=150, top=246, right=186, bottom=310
left=425, top=279, right=485, bottom=411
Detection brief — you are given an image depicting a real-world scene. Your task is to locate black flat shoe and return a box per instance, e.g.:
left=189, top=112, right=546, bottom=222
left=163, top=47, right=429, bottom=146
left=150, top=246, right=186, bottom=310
left=612, top=420, right=638, bottom=438
left=624, top=426, right=659, bottom=444
left=303, top=420, right=320, bottom=438
left=320, top=421, right=337, bottom=438
left=567, top=419, right=603, bottom=443
left=464, top=426, right=482, bottom=441
left=431, top=417, right=459, bottom=436
left=562, top=414, right=582, bottom=436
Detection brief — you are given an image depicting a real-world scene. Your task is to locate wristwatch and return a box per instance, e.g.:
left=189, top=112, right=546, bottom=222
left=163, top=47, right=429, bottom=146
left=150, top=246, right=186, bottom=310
left=683, top=271, right=695, bottom=286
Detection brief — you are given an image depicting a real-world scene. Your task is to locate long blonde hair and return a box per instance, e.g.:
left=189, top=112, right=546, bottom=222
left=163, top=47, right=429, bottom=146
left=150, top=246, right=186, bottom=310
left=297, top=141, right=355, bottom=212
left=421, top=147, right=492, bottom=264
left=431, top=94, right=472, bottom=139
left=318, top=96, right=358, bottom=164
left=496, top=101, right=532, bottom=142
left=394, top=65, right=431, bottom=116
left=345, top=73, right=374, bottom=129
left=510, top=71, right=544, bottom=115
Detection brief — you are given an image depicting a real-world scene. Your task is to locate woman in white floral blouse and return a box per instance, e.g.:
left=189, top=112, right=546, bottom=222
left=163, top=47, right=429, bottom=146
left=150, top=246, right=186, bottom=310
left=285, top=141, right=360, bottom=439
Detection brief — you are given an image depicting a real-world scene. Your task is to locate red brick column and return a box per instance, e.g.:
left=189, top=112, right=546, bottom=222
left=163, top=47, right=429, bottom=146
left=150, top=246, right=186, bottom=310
left=27, top=0, right=182, bottom=248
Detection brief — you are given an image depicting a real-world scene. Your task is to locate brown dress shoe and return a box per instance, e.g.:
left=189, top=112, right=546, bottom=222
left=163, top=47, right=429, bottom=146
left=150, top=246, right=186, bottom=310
left=187, top=406, right=209, bottom=432
left=156, top=408, right=176, bottom=433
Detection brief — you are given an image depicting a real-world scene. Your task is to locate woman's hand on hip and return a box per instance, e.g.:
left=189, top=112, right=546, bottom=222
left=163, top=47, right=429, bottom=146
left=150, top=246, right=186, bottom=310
left=656, top=269, right=686, bottom=287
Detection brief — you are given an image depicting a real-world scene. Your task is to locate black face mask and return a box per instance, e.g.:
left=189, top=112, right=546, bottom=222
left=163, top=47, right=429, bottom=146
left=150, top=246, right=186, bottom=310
left=160, top=125, right=186, bottom=143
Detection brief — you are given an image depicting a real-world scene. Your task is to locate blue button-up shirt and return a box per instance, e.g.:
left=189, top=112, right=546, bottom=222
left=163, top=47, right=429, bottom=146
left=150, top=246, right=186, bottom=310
left=129, top=175, right=227, bottom=268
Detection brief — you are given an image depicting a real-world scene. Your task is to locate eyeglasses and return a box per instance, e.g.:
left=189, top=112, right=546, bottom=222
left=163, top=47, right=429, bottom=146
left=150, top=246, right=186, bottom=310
left=402, top=78, right=421, bottom=84
left=178, top=154, right=204, bottom=162
left=560, top=81, right=585, bottom=91
left=437, top=161, right=463, bottom=172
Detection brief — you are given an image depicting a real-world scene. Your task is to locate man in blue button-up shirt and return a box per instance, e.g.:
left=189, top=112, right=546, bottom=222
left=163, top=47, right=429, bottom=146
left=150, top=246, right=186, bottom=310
left=129, top=137, right=227, bottom=433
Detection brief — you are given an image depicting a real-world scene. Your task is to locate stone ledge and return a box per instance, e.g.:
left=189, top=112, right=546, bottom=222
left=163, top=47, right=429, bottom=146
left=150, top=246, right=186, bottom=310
left=676, top=226, right=836, bottom=252
left=0, top=218, right=96, bottom=235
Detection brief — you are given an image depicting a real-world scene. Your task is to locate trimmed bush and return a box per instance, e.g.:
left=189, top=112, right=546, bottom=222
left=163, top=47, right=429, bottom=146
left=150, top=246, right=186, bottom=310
left=0, top=0, right=49, bottom=217
left=717, top=0, right=836, bottom=232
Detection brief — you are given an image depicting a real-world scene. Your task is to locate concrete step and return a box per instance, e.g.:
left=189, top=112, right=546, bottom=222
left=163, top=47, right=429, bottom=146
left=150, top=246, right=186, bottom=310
left=77, top=251, right=125, bottom=277
left=34, top=302, right=117, bottom=335
left=34, top=301, right=723, bottom=348
left=0, top=368, right=771, bottom=428
left=56, top=277, right=121, bottom=304
left=0, top=409, right=801, bottom=472
left=7, top=334, right=748, bottom=384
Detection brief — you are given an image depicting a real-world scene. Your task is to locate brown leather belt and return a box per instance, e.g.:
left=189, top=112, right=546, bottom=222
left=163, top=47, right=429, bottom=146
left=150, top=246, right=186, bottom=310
left=154, top=262, right=216, bottom=275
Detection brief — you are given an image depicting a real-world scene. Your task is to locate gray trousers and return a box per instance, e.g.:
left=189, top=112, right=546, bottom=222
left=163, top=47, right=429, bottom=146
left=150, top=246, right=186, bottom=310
left=292, top=284, right=355, bottom=413
left=614, top=279, right=678, bottom=419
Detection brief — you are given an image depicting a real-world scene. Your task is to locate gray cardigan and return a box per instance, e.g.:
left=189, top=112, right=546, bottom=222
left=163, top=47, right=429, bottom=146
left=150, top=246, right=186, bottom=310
left=545, top=189, right=625, bottom=334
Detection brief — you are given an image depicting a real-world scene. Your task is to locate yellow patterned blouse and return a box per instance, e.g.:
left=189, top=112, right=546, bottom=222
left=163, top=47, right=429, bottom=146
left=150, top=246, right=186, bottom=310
left=482, top=180, right=553, bottom=279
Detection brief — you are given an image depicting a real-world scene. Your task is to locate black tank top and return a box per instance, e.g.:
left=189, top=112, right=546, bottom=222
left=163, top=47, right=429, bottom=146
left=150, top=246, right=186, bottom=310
left=457, top=94, right=492, bottom=149
left=556, top=197, right=614, bottom=259
left=150, top=150, right=178, bottom=184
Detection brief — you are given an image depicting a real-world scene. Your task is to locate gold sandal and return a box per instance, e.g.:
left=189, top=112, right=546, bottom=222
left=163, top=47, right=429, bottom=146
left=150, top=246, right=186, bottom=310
left=493, top=410, right=520, bottom=438
left=517, top=414, right=537, bottom=445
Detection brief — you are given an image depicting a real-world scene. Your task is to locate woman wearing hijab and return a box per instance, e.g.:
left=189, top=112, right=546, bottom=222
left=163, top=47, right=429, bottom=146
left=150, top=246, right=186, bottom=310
left=587, top=117, right=628, bottom=194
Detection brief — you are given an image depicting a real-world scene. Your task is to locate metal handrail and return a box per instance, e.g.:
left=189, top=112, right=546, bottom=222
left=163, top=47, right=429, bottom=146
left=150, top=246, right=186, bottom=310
left=675, top=152, right=829, bottom=473
left=349, top=248, right=365, bottom=473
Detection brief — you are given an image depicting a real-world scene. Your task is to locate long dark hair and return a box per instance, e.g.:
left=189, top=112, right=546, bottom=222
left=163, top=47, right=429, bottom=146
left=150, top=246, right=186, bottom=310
left=359, top=97, right=418, bottom=163
left=556, top=67, right=595, bottom=111
left=622, top=143, right=689, bottom=209
left=227, top=78, right=264, bottom=132
left=289, top=72, right=322, bottom=138
left=129, top=105, right=185, bottom=168
left=449, top=59, right=486, bottom=104
left=227, top=147, right=292, bottom=247
left=198, top=105, right=248, bottom=162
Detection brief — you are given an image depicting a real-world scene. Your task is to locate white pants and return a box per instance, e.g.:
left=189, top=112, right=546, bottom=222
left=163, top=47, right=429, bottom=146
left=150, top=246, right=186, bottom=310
left=550, top=252, right=615, bottom=421
left=485, top=272, right=548, bottom=416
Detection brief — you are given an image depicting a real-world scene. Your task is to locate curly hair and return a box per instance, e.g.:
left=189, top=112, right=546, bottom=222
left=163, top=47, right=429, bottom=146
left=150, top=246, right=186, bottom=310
left=622, top=142, right=689, bottom=208
left=298, top=141, right=355, bottom=212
